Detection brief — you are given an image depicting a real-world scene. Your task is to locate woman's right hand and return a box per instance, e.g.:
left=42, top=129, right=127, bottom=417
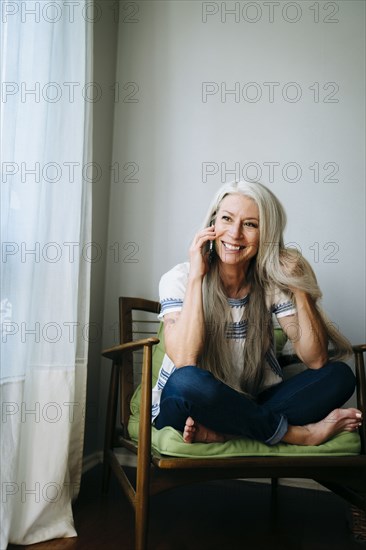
left=188, top=225, right=216, bottom=279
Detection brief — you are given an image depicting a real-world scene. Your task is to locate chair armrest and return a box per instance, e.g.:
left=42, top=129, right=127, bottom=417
left=353, top=344, right=366, bottom=353
left=102, top=337, right=160, bottom=361
left=102, top=336, right=159, bottom=475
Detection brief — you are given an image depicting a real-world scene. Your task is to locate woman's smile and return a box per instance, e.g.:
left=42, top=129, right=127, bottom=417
left=221, top=241, right=245, bottom=251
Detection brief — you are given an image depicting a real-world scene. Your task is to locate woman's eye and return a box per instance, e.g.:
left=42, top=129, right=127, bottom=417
left=244, top=221, right=258, bottom=228
left=222, top=215, right=231, bottom=221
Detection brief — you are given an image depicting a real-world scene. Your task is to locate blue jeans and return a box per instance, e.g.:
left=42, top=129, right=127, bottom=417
left=154, top=362, right=356, bottom=445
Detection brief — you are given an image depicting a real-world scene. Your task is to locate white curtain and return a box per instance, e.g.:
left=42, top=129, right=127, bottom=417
left=1, top=1, right=92, bottom=545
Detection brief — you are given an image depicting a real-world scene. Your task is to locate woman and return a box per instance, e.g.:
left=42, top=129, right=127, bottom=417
left=152, top=181, right=362, bottom=446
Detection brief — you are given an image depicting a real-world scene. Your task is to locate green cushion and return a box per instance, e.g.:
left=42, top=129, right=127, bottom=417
left=128, top=323, right=361, bottom=457
left=274, top=327, right=287, bottom=355
left=130, top=322, right=165, bottom=419
left=128, top=420, right=360, bottom=457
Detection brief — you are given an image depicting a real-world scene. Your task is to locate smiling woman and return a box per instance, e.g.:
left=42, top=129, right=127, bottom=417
left=214, top=194, right=260, bottom=270
left=151, top=180, right=361, bottom=448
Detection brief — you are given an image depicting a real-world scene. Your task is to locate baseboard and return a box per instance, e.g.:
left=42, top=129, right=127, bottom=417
left=113, top=447, right=138, bottom=467
left=239, top=477, right=327, bottom=491
left=82, top=448, right=137, bottom=473
left=82, top=450, right=328, bottom=492
left=82, top=451, right=103, bottom=473
left=279, top=478, right=328, bottom=491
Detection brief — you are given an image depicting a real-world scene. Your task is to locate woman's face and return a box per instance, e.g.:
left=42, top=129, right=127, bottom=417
left=214, top=193, right=260, bottom=267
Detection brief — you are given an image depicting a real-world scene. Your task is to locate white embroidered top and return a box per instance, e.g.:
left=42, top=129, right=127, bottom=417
left=151, top=262, right=296, bottom=421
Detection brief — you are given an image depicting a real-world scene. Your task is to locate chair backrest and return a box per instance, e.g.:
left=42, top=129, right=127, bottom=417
left=118, top=297, right=160, bottom=437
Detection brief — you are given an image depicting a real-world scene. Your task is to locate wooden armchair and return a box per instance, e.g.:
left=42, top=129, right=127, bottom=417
left=102, top=297, right=366, bottom=550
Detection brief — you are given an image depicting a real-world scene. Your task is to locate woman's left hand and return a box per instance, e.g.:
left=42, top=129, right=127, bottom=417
left=279, top=248, right=306, bottom=293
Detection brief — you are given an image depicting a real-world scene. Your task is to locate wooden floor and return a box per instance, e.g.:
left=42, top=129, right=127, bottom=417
left=8, top=465, right=362, bottom=550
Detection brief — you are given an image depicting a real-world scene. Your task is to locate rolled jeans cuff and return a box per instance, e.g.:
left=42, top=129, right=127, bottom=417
left=265, top=415, right=288, bottom=446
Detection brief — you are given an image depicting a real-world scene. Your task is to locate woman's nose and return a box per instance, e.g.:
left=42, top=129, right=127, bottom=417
left=228, top=222, right=243, bottom=239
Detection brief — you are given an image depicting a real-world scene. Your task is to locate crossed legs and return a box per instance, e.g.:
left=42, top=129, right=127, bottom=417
left=183, top=409, right=362, bottom=446
left=155, top=362, right=362, bottom=446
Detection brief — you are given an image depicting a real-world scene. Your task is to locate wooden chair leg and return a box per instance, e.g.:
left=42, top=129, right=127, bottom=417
left=134, top=342, right=153, bottom=549
left=350, top=505, right=366, bottom=542
left=102, top=362, right=119, bottom=493
left=135, top=490, right=149, bottom=550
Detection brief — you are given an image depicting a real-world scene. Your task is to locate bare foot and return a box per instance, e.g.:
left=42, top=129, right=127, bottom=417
left=283, top=408, right=363, bottom=446
left=183, top=417, right=227, bottom=444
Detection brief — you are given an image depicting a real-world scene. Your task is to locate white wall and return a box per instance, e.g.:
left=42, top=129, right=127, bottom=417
left=103, top=0, right=365, bottom=355
left=83, top=2, right=118, bottom=456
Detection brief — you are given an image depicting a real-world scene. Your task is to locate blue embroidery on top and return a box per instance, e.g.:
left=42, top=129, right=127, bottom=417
left=160, top=298, right=183, bottom=314
left=272, top=301, right=295, bottom=315
left=226, top=320, right=248, bottom=339
left=265, top=349, right=283, bottom=377
left=227, top=295, right=249, bottom=308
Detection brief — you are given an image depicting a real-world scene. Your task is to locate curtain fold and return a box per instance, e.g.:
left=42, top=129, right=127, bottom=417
left=1, top=2, right=93, bottom=545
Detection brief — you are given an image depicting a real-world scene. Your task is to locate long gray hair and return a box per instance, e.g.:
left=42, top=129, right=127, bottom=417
left=198, top=180, right=352, bottom=397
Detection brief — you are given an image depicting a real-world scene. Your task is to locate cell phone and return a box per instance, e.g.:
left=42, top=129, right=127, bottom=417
left=208, top=218, right=215, bottom=263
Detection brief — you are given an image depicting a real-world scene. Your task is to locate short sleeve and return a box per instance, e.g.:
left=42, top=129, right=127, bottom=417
left=158, top=262, right=190, bottom=320
left=266, top=286, right=297, bottom=319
